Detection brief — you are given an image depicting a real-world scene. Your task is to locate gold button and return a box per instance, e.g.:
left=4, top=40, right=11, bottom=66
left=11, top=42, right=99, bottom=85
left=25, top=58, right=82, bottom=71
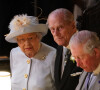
left=23, top=88, right=26, bottom=90
left=27, top=59, right=30, bottom=64
left=24, top=74, right=28, bottom=78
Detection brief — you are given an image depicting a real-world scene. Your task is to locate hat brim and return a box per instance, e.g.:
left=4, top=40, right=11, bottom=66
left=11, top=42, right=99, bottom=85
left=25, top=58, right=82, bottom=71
left=5, top=24, right=48, bottom=43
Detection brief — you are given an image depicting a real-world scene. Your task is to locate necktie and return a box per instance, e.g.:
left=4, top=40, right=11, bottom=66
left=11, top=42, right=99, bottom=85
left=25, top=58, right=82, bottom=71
left=61, top=49, right=70, bottom=77
left=64, top=49, right=70, bottom=67
left=84, top=72, right=92, bottom=90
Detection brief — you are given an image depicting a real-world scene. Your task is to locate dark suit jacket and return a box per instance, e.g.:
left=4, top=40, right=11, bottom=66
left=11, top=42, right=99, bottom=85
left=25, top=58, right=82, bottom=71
left=54, top=46, right=82, bottom=90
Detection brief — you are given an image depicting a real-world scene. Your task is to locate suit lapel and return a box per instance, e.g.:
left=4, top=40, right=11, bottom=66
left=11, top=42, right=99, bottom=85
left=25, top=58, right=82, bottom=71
left=60, top=53, right=74, bottom=85
left=54, top=46, right=63, bottom=85
left=76, top=71, right=88, bottom=90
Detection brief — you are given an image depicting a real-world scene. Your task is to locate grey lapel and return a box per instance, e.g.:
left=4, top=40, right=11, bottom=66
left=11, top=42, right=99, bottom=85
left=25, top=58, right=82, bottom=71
left=75, top=71, right=88, bottom=90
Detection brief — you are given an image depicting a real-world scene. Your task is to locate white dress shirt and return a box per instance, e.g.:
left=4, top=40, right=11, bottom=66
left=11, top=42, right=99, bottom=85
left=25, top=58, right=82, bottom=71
left=10, top=42, right=56, bottom=90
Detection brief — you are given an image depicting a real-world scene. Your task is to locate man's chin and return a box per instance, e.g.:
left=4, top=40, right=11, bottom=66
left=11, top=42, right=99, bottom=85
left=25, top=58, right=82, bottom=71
left=55, top=41, right=64, bottom=46
left=57, top=43, right=64, bottom=46
left=84, top=69, right=92, bottom=72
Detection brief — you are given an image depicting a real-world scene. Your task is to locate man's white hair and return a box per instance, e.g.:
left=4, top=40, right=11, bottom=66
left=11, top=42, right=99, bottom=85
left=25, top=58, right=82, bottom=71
left=47, top=8, right=74, bottom=26
left=69, top=30, right=100, bottom=54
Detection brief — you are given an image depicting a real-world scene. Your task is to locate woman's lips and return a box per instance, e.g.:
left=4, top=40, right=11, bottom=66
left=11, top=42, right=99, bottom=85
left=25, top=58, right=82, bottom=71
left=25, top=48, right=32, bottom=50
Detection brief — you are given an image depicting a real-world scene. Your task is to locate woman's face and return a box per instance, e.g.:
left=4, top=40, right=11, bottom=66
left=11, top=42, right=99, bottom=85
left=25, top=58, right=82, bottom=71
left=16, top=32, right=41, bottom=58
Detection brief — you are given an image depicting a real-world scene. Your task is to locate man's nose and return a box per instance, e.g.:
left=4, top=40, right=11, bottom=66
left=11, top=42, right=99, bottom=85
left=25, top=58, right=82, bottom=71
left=54, top=29, right=59, bottom=35
left=75, top=59, right=81, bottom=67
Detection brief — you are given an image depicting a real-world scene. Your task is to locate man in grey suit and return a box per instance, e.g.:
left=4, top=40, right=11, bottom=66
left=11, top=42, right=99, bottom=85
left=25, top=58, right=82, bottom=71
left=69, top=30, right=100, bottom=90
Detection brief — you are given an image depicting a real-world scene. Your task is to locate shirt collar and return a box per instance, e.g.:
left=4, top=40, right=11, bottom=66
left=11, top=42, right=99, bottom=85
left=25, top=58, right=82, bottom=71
left=93, top=64, right=100, bottom=75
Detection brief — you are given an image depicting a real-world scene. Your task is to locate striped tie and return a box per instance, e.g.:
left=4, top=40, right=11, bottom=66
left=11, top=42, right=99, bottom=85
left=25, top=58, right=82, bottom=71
left=84, top=72, right=92, bottom=90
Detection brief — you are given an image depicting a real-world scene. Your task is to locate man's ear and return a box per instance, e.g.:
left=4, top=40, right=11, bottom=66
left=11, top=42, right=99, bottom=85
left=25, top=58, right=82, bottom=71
left=71, top=21, right=76, bottom=29
left=94, top=48, right=100, bottom=57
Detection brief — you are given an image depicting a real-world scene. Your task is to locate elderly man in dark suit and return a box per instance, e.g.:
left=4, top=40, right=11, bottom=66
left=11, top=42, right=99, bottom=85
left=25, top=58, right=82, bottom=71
left=47, top=8, right=82, bottom=90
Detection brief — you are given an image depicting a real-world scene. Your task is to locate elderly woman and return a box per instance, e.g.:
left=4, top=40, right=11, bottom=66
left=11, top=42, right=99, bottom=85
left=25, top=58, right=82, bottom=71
left=5, top=14, right=56, bottom=90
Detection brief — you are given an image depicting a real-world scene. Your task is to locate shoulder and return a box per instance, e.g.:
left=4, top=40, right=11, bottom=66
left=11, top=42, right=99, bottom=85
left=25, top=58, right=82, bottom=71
left=11, top=47, right=20, bottom=53
left=33, top=43, right=56, bottom=61
left=41, top=42, right=56, bottom=53
left=10, top=47, right=25, bottom=57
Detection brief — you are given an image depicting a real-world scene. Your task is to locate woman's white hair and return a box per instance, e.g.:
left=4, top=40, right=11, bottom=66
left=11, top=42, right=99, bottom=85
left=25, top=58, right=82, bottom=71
left=69, top=30, right=100, bottom=54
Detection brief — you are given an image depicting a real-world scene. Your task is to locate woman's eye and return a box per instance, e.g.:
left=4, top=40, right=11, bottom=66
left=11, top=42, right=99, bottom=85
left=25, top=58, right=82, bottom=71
left=19, top=39, right=25, bottom=41
left=29, top=37, right=33, bottom=39
left=21, top=39, right=24, bottom=40
left=17, top=38, right=25, bottom=43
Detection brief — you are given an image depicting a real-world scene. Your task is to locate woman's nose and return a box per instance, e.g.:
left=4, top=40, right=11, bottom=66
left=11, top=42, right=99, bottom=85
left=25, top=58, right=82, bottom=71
left=24, top=39, right=30, bottom=45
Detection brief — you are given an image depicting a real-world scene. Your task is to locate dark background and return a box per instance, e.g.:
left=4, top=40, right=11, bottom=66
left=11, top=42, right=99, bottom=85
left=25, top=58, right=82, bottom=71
left=0, top=0, right=74, bottom=56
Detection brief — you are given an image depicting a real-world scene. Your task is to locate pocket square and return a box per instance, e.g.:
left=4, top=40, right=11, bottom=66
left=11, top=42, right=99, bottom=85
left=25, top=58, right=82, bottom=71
left=70, top=72, right=82, bottom=76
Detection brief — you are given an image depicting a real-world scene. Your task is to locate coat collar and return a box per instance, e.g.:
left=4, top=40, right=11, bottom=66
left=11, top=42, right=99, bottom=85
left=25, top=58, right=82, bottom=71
left=75, top=71, right=88, bottom=90
left=33, top=42, right=50, bottom=60
left=93, top=64, right=100, bottom=75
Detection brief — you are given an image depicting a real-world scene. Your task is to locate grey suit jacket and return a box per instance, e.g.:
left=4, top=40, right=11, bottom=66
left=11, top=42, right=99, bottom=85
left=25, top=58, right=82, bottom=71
left=76, top=71, right=100, bottom=90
